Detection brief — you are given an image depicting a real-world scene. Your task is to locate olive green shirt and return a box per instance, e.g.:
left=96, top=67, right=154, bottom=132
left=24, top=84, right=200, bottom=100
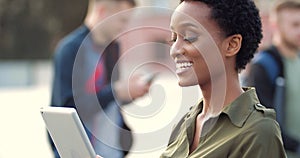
left=160, top=88, right=287, bottom=158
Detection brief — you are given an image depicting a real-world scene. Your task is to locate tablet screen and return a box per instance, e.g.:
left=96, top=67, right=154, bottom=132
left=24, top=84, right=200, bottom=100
left=40, top=107, right=96, bottom=158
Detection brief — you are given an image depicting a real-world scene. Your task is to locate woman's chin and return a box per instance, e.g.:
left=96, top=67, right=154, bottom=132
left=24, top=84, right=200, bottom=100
left=178, top=79, right=198, bottom=87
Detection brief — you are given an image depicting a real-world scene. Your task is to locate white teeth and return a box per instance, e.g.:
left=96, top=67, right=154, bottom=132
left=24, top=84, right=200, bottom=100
left=176, top=62, right=193, bottom=69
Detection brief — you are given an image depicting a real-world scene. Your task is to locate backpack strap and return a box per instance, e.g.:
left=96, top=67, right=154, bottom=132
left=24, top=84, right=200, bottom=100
left=253, top=45, right=285, bottom=127
left=265, top=46, right=284, bottom=78
left=252, top=45, right=284, bottom=84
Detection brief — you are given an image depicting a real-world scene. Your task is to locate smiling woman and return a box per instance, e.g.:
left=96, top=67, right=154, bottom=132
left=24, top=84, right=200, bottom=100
left=159, top=0, right=287, bottom=157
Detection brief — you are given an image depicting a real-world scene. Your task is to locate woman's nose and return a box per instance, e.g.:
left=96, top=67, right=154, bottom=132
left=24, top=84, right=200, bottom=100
left=170, top=40, right=185, bottom=59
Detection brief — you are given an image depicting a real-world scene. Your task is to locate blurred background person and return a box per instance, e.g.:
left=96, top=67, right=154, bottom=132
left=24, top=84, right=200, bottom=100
left=242, top=1, right=300, bottom=157
left=50, top=0, right=151, bottom=158
left=0, top=0, right=179, bottom=157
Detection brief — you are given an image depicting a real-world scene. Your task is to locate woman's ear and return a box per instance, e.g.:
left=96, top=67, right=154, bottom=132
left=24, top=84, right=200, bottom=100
left=224, top=34, right=242, bottom=57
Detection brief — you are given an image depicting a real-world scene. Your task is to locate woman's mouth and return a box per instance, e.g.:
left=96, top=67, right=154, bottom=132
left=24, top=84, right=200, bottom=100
left=176, top=61, right=193, bottom=74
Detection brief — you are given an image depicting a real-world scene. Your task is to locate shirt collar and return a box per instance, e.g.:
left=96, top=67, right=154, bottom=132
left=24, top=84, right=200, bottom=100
left=222, top=87, right=260, bottom=127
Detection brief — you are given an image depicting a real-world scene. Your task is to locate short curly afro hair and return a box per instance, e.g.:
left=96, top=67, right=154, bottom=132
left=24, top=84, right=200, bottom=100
left=180, top=0, right=263, bottom=71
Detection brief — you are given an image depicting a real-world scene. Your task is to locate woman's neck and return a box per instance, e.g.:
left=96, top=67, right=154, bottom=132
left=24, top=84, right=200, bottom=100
left=199, top=72, right=243, bottom=118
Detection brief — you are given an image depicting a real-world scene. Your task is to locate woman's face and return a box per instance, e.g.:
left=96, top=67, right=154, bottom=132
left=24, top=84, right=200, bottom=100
left=170, top=1, right=226, bottom=87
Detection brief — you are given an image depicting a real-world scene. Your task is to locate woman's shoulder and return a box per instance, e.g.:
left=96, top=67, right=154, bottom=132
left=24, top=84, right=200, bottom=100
left=244, top=103, right=281, bottom=136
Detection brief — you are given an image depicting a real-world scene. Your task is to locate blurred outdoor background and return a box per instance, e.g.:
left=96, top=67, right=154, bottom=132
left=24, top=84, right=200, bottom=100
left=0, top=0, right=278, bottom=157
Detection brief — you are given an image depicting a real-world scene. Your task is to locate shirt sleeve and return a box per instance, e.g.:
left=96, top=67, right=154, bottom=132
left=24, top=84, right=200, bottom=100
left=51, top=40, right=78, bottom=107
left=234, top=118, right=287, bottom=158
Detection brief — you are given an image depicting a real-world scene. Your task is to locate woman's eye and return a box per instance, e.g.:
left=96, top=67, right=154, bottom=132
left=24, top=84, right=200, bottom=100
left=183, top=36, right=198, bottom=43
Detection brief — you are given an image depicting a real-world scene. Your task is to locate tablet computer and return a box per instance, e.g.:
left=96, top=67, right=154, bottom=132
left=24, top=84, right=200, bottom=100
left=40, top=107, right=96, bottom=158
